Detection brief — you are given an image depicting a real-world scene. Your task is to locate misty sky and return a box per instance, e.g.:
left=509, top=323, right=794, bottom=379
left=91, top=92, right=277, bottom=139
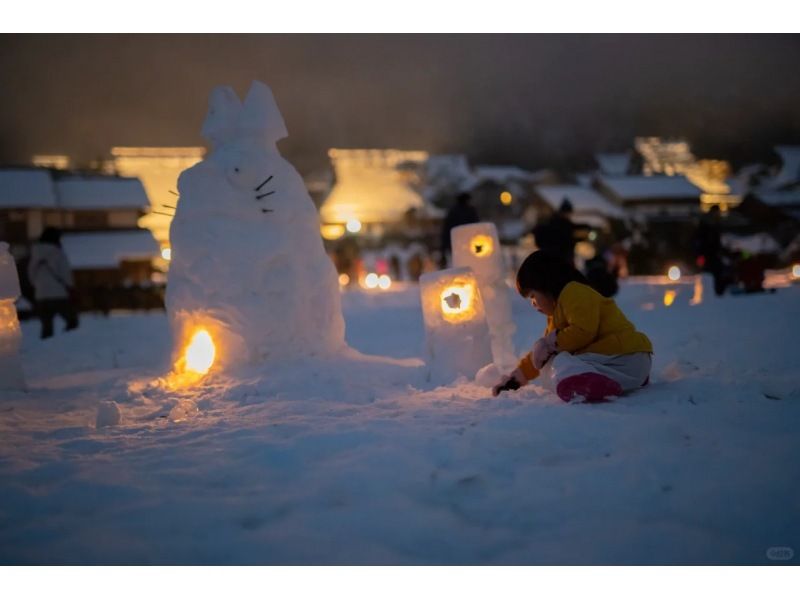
left=1, top=34, right=799, bottom=174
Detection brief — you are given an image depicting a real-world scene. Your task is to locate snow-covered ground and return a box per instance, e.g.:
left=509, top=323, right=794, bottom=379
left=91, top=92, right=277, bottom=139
left=1, top=277, right=799, bottom=564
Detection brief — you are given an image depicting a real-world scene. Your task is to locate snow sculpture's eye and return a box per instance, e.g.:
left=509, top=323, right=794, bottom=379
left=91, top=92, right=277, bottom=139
left=226, top=165, right=249, bottom=189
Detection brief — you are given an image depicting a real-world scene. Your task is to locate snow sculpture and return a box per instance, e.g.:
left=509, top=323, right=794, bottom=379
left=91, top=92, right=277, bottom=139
left=420, top=267, right=493, bottom=384
left=0, top=242, right=25, bottom=391
left=451, top=222, right=516, bottom=371
left=165, top=81, right=345, bottom=377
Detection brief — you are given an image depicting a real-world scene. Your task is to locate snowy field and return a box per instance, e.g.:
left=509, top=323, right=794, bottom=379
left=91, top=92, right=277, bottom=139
left=1, top=277, right=799, bottom=564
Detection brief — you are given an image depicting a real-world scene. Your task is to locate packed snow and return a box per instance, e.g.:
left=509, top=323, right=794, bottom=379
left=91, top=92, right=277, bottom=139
left=1, top=277, right=799, bottom=564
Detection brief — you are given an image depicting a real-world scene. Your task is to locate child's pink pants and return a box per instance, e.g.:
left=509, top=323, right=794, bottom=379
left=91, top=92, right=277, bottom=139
left=539, top=351, right=652, bottom=402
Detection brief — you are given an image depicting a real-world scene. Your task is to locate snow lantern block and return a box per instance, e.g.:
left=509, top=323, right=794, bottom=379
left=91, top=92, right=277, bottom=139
left=451, top=222, right=504, bottom=283
left=420, top=267, right=493, bottom=383
left=451, top=223, right=517, bottom=372
left=0, top=242, right=25, bottom=391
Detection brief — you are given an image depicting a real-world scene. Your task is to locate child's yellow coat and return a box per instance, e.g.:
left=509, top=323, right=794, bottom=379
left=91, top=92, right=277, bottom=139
left=518, top=281, right=653, bottom=381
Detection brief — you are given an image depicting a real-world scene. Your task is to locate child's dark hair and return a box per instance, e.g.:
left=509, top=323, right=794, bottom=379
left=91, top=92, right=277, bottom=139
left=516, top=250, right=588, bottom=299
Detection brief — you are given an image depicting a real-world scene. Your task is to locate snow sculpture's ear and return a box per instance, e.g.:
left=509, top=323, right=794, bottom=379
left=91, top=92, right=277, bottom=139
left=201, top=86, right=243, bottom=148
left=238, top=80, right=288, bottom=145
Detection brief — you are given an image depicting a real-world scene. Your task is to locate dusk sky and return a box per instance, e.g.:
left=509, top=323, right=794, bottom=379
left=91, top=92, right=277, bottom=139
left=1, top=34, right=799, bottom=173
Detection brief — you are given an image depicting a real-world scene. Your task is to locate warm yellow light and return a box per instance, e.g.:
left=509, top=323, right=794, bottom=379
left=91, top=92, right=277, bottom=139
left=161, top=247, right=172, bottom=261
left=667, top=266, right=681, bottom=282
left=440, top=284, right=475, bottom=322
left=321, top=224, right=346, bottom=240
left=690, top=275, right=704, bottom=306
left=184, top=329, right=215, bottom=375
left=365, top=273, right=379, bottom=289
left=500, top=191, right=513, bottom=205
left=470, top=234, right=494, bottom=258
left=792, top=264, right=800, bottom=280
left=338, top=273, right=350, bottom=286
left=663, top=290, right=677, bottom=307
left=346, top=218, right=362, bottom=233
left=378, top=274, right=391, bottom=290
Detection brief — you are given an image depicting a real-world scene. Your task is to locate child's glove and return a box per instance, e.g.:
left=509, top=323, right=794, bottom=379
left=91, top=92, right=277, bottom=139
left=531, top=331, right=558, bottom=369
left=492, top=368, right=527, bottom=397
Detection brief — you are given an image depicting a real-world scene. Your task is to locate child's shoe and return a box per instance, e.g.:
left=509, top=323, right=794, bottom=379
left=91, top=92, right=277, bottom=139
left=556, top=372, right=623, bottom=403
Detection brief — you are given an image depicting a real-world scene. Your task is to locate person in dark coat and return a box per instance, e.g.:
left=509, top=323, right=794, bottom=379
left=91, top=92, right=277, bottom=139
left=532, top=198, right=585, bottom=265
left=693, top=205, right=730, bottom=296
left=27, top=227, right=79, bottom=339
left=439, top=191, right=480, bottom=268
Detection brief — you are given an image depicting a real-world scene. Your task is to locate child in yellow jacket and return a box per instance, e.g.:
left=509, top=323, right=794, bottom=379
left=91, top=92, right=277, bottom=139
left=493, top=250, right=653, bottom=402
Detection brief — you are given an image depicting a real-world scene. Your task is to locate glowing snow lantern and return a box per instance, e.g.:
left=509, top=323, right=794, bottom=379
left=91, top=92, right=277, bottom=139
left=451, top=223, right=516, bottom=372
left=690, top=275, right=704, bottom=306
left=663, top=289, right=677, bottom=307
left=0, top=242, right=25, bottom=391
left=364, top=273, right=379, bottom=289
left=338, top=273, right=350, bottom=287
left=667, top=266, right=682, bottom=282
left=499, top=191, right=513, bottom=206
left=184, top=329, right=216, bottom=375
left=420, top=267, right=493, bottom=384
left=378, top=274, right=391, bottom=290
left=792, top=264, right=800, bottom=280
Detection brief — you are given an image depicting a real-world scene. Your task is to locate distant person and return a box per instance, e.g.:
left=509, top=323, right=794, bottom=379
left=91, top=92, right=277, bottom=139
left=693, top=205, right=730, bottom=296
left=439, top=191, right=479, bottom=268
left=27, top=227, right=79, bottom=339
left=532, top=198, right=587, bottom=265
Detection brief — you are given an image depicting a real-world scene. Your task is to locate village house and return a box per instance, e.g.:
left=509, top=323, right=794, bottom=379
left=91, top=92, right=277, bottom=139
left=0, top=166, right=160, bottom=313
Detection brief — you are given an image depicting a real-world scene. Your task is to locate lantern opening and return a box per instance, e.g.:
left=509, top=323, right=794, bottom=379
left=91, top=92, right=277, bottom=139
left=470, top=234, right=494, bottom=257
left=440, top=284, right=475, bottom=321
left=184, top=329, right=216, bottom=375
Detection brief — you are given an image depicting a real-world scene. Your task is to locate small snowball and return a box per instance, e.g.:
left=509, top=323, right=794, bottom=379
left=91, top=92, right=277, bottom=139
left=96, top=401, right=121, bottom=428
left=475, top=362, right=500, bottom=387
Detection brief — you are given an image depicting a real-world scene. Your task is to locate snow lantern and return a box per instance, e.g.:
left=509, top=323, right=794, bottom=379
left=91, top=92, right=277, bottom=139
left=451, top=223, right=517, bottom=371
left=420, top=267, right=493, bottom=383
left=0, top=242, right=25, bottom=391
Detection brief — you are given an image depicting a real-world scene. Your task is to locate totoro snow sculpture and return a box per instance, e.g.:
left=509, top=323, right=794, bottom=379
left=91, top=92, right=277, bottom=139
left=166, top=81, right=345, bottom=375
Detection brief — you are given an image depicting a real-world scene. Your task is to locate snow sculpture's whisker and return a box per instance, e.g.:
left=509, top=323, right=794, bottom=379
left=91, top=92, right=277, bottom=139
left=256, top=191, right=275, bottom=200
left=255, top=175, right=274, bottom=191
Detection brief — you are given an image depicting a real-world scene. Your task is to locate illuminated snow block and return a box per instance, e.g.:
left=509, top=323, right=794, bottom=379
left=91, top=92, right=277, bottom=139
left=0, top=242, right=25, bottom=391
left=451, top=223, right=516, bottom=371
left=420, top=267, right=493, bottom=384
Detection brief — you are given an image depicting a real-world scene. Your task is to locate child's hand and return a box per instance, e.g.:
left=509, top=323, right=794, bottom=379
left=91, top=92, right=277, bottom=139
left=492, top=368, right=527, bottom=397
left=531, top=331, right=558, bottom=369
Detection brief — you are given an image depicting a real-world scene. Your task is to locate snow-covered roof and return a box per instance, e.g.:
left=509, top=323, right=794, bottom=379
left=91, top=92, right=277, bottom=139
left=0, top=169, right=58, bottom=208
left=598, top=175, right=701, bottom=201
left=426, top=155, right=472, bottom=180
left=55, top=176, right=150, bottom=210
left=595, top=153, right=631, bottom=176
left=472, top=166, right=540, bottom=184
left=755, top=189, right=800, bottom=207
left=536, top=185, right=627, bottom=219
left=722, top=233, right=781, bottom=255
left=61, top=230, right=159, bottom=269
left=771, top=146, right=800, bottom=188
